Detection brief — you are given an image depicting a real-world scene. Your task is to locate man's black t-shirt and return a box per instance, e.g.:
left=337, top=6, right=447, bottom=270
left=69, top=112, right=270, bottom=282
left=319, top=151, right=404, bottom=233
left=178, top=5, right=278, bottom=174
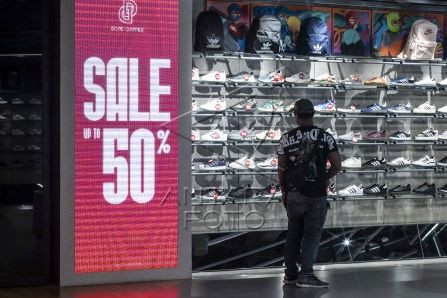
left=277, top=126, right=338, bottom=198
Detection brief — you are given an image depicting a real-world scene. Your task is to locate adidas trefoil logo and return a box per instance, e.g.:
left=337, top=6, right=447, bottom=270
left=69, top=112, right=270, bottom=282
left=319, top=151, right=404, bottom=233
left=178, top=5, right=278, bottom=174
left=261, top=41, right=272, bottom=50
left=312, top=44, right=323, bottom=54
left=206, top=34, right=221, bottom=49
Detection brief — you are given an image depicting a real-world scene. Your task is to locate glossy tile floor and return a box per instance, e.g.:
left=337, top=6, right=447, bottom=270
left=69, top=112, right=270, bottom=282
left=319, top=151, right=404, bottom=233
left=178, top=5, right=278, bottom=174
left=2, top=263, right=447, bottom=298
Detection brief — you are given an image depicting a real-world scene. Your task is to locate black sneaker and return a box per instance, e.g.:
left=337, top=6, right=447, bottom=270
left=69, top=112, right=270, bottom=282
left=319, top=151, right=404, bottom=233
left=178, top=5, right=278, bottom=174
left=389, top=131, right=411, bottom=141
left=364, top=184, right=387, bottom=196
left=362, top=157, right=386, bottom=169
left=438, top=184, right=447, bottom=193
left=229, top=185, right=253, bottom=199
left=413, top=182, right=436, bottom=195
left=283, top=275, right=298, bottom=285
left=390, top=184, right=411, bottom=194
left=438, top=156, right=447, bottom=167
left=296, top=275, right=329, bottom=288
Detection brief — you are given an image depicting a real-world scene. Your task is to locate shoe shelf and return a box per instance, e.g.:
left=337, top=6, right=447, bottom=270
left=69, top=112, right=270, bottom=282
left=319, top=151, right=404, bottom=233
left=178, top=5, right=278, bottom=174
left=192, top=52, right=447, bottom=67
left=192, top=141, right=447, bottom=147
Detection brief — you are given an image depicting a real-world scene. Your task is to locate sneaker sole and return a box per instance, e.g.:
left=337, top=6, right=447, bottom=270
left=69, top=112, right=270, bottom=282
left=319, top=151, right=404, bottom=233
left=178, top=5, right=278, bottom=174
left=438, top=189, right=447, bottom=193
left=389, top=137, right=412, bottom=141
left=437, top=163, right=447, bottom=167
left=337, top=110, right=361, bottom=114
left=415, top=137, right=438, bottom=141
left=200, top=167, right=227, bottom=171
left=296, top=283, right=329, bottom=288
left=388, top=110, right=412, bottom=114
left=413, top=111, right=436, bottom=114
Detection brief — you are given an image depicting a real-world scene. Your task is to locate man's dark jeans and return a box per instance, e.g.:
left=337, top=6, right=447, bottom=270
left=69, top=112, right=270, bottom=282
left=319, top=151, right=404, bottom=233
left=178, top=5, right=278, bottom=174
left=284, top=191, right=328, bottom=278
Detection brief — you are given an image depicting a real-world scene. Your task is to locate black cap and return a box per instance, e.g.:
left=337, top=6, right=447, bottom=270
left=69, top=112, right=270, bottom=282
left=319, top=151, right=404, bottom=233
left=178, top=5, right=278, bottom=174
left=290, top=98, right=314, bottom=115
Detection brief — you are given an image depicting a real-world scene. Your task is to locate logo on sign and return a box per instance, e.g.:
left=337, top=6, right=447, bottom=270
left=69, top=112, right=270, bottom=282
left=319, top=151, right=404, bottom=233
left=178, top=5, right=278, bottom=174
left=119, top=0, right=137, bottom=24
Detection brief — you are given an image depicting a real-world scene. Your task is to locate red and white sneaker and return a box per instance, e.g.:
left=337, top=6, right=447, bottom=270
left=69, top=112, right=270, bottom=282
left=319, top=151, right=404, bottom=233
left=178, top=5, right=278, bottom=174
left=200, top=98, right=227, bottom=112
left=200, top=70, right=227, bottom=83
left=201, top=129, right=228, bottom=142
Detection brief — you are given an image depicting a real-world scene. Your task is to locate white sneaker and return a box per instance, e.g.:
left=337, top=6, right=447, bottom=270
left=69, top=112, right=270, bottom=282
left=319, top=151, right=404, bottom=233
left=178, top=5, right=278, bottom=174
left=285, top=72, right=310, bottom=84
left=258, top=70, right=285, bottom=84
left=200, top=70, right=227, bottom=83
left=338, top=131, right=363, bottom=142
left=228, top=127, right=256, bottom=141
left=192, top=67, right=200, bottom=81
left=229, top=72, right=257, bottom=83
left=229, top=156, right=256, bottom=170
left=313, top=73, right=336, bottom=85
left=0, top=97, right=7, bottom=104
left=256, top=129, right=281, bottom=141
left=439, top=131, right=447, bottom=140
left=338, top=185, right=363, bottom=197
left=439, top=77, right=447, bottom=86
left=201, top=129, right=228, bottom=142
left=199, top=98, right=227, bottom=112
left=256, top=156, right=278, bottom=169
left=258, top=100, right=284, bottom=112
left=337, top=104, right=361, bottom=114
left=12, top=114, right=26, bottom=121
left=415, top=78, right=437, bottom=86
left=414, top=101, right=436, bottom=114
left=342, top=157, right=362, bottom=168
left=387, top=157, right=411, bottom=167
left=191, top=129, right=200, bottom=142
left=326, top=128, right=338, bottom=140
left=412, top=155, right=436, bottom=167
left=192, top=100, right=198, bottom=112
left=438, top=105, right=447, bottom=113
left=415, top=128, right=438, bottom=141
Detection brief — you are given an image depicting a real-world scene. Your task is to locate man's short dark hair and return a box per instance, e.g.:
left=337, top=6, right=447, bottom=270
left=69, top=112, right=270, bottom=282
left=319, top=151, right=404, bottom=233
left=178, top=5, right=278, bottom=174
left=291, top=98, right=314, bottom=119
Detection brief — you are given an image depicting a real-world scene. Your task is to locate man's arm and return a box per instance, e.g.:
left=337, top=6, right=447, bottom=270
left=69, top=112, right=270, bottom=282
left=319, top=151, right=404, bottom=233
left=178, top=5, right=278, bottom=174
left=326, top=150, right=341, bottom=182
left=278, top=154, right=288, bottom=207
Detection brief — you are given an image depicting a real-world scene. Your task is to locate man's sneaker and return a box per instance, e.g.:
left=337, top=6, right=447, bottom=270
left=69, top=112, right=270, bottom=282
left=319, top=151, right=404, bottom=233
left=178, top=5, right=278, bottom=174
left=390, top=76, right=415, bottom=85
left=438, top=105, right=447, bottom=114
left=412, top=155, right=436, bottom=167
left=231, top=98, right=257, bottom=112
left=342, top=156, right=361, bottom=168
left=258, top=70, right=284, bottom=84
left=366, top=130, right=386, bottom=141
left=229, top=72, right=257, bottom=83
left=228, top=127, right=256, bottom=141
left=312, top=73, right=336, bottom=85
left=199, top=159, right=227, bottom=171
left=437, top=156, right=447, bottom=167
left=200, top=98, right=227, bottom=112
left=390, top=184, right=411, bottom=194
left=201, top=129, right=228, bottom=142
left=364, top=76, right=389, bottom=86
left=363, top=157, right=386, bottom=169
left=415, top=128, right=438, bottom=141
left=0, top=97, right=8, bottom=104
left=256, top=129, right=281, bottom=141
left=200, top=70, right=227, bottom=83
left=338, top=184, right=363, bottom=196
left=439, top=131, right=447, bottom=140
left=338, top=131, right=362, bottom=142
left=415, top=78, right=437, bottom=86
left=258, top=100, right=284, bottom=113
left=12, top=114, right=26, bottom=121
left=364, top=184, right=387, bottom=196
left=326, top=128, right=338, bottom=140
left=296, top=275, right=329, bottom=288
left=388, top=157, right=411, bottom=167
left=256, top=155, right=278, bottom=170
left=11, top=97, right=25, bottom=104
left=337, top=104, right=361, bottom=114
left=28, top=97, right=42, bottom=104
left=438, top=184, right=447, bottom=193
left=314, top=99, right=336, bottom=113
left=283, top=275, right=298, bottom=285
left=388, top=103, right=412, bottom=114
left=191, top=129, right=200, bottom=142
left=11, top=129, right=25, bottom=136
left=192, top=67, right=200, bottom=81
left=285, top=72, right=310, bottom=84
left=28, top=114, right=42, bottom=121
left=413, top=182, right=436, bottom=195
left=340, top=74, right=363, bottom=85
left=257, top=184, right=281, bottom=198
left=361, top=102, right=387, bottom=114
left=414, top=101, right=436, bottom=114
left=389, top=131, right=411, bottom=141
left=229, top=156, right=256, bottom=170
left=229, top=185, right=253, bottom=199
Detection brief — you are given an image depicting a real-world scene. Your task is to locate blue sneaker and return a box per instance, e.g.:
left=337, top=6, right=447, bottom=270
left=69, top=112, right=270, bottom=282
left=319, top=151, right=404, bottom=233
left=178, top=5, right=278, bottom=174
left=391, top=77, right=415, bottom=85
left=388, top=103, right=412, bottom=114
left=361, top=102, right=387, bottom=114
left=199, top=159, right=227, bottom=171
left=314, top=99, right=336, bottom=113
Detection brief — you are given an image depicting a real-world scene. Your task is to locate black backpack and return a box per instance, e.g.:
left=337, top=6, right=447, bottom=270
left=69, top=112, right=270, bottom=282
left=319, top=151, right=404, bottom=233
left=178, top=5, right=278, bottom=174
left=296, top=17, right=329, bottom=56
left=246, top=15, right=281, bottom=54
left=194, top=11, right=224, bottom=52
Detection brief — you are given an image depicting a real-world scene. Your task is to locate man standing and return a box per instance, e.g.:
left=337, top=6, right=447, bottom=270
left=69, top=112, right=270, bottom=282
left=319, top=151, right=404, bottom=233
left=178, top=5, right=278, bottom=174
left=277, top=98, right=341, bottom=288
